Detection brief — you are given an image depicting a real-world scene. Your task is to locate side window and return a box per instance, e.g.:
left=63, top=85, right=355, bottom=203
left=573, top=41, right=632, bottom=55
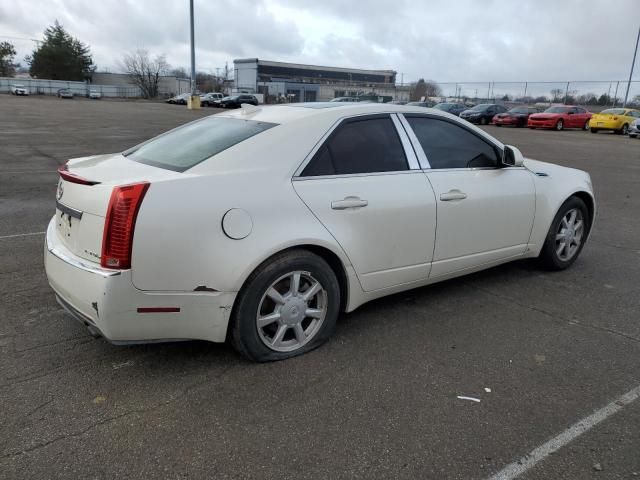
left=301, top=117, right=408, bottom=176
left=406, top=117, right=499, bottom=169
left=568, top=107, right=577, bottom=114
left=576, top=107, right=585, bottom=114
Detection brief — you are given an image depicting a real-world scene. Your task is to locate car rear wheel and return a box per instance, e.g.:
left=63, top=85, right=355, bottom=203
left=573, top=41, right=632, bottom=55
left=539, top=196, right=590, bottom=270
left=583, top=121, right=590, bottom=131
left=555, top=120, right=564, bottom=131
left=230, top=250, right=340, bottom=362
left=617, top=124, right=629, bottom=135
left=480, top=117, right=488, bottom=125
left=590, top=128, right=599, bottom=133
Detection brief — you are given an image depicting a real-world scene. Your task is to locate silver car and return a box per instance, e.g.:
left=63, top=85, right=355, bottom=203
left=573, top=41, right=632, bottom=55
left=629, top=119, right=640, bottom=138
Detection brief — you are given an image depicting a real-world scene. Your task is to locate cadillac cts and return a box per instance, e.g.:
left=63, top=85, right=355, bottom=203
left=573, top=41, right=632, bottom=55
left=46, top=103, right=595, bottom=361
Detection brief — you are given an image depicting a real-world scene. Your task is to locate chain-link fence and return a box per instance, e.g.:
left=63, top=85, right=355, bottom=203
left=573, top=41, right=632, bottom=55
left=0, top=77, right=141, bottom=98
left=401, top=80, right=640, bottom=109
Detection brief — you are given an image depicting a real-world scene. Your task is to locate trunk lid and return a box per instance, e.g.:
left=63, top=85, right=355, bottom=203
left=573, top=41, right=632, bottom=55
left=55, top=153, right=181, bottom=264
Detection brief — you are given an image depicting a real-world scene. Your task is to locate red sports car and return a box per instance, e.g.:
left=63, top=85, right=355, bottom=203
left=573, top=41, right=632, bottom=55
left=493, top=106, right=540, bottom=127
left=528, top=105, right=592, bottom=131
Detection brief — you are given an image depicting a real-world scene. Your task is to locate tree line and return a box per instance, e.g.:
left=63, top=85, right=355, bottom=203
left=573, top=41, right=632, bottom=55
left=0, top=21, right=230, bottom=98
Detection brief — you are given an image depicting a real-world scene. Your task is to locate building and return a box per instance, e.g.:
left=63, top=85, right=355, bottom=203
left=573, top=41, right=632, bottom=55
left=234, top=58, right=410, bottom=103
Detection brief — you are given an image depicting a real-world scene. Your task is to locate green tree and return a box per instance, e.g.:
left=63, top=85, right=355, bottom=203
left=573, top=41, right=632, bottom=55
left=28, top=21, right=95, bottom=80
left=0, top=41, right=17, bottom=77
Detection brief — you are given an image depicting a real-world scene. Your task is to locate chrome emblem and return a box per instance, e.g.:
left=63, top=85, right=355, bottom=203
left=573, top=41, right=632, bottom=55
left=56, top=180, right=64, bottom=201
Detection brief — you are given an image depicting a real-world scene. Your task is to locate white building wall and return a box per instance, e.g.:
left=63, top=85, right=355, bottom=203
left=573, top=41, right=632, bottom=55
left=235, top=61, right=258, bottom=92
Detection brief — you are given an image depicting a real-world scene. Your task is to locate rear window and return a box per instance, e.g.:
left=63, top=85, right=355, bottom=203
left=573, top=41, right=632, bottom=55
left=601, top=109, right=625, bottom=115
left=124, top=117, right=277, bottom=172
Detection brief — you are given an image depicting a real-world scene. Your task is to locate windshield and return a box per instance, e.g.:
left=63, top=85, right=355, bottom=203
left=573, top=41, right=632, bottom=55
left=545, top=106, right=570, bottom=113
left=469, top=104, right=491, bottom=111
left=125, top=117, right=277, bottom=172
left=600, top=109, right=626, bottom=115
left=508, top=107, right=529, bottom=114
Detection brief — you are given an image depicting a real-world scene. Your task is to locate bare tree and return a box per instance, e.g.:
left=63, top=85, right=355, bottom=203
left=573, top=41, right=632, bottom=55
left=121, top=49, right=169, bottom=98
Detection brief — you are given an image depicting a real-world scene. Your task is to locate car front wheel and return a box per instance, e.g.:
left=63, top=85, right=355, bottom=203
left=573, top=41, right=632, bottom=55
left=555, top=120, right=564, bottom=131
left=230, top=250, right=340, bottom=362
left=539, top=196, right=590, bottom=270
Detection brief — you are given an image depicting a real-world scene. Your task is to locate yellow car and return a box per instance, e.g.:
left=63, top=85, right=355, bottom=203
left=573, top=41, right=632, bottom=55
left=590, top=108, right=640, bottom=135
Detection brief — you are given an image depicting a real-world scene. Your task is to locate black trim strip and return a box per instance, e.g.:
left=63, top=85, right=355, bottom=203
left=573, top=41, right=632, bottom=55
left=56, top=200, right=83, bottom=220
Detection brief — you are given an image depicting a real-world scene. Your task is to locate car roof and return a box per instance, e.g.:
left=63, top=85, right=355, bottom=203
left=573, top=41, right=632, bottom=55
left=214, top=102, right=498, bottom=126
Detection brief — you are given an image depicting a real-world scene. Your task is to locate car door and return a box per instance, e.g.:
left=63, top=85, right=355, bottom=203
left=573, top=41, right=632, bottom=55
left=293, top=114, right=437, bottom=292
left=566, top=107, right=579, bottom=128
left=400, top=114, right=536, bottom=278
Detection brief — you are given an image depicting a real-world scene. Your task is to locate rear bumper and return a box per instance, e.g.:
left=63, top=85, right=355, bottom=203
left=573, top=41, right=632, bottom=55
left=590, top=120, right=621, bottom=130
left=44, top=217, right=235, bottom=343
left=494, top=117, right=519, bottom=125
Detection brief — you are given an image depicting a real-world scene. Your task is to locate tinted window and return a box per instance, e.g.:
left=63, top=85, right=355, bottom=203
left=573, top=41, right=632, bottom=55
left=302, top=117, right=408, bottom=176
left=406, top=117, right=499, bottom=169
left=125, top=117, right=277, bottom=172
left=545, top=106, right=570, bottom=113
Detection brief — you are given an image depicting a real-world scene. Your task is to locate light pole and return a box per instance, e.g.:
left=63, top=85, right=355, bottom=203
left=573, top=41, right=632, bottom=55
left=188, top=0, right=199, bottom=109
left=623, top=26, right=640, bottom=108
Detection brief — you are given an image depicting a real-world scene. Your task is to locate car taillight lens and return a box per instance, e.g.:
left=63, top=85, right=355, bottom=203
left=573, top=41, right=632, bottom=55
left=101, top=182, right=150, bottom=269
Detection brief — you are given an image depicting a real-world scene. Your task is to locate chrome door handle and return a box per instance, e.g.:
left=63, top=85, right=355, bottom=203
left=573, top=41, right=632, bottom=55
left=440, top=190, right=467, bottom=201
left=331, top=197, right=369, bottom=210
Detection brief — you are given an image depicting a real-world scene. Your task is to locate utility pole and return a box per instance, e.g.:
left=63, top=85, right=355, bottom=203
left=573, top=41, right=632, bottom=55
left=188, top=0, right=199, bottom=109
left=623, top=26, right=640, bottom=107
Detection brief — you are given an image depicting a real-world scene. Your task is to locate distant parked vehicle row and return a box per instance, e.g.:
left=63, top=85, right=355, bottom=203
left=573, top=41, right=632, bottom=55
left=433, top=102, right=466, bottom=116
left=200, top=92, right=225, bottom=106
left=215, top=94, right=259, bottom=108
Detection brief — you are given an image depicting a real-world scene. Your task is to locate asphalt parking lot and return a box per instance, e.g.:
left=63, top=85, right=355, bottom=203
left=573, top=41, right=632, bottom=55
left=1, top=95, right=640, bottom=479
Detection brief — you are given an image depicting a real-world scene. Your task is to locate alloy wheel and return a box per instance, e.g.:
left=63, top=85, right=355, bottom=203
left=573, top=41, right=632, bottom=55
left=622, top=124, right=629, bottom=135
left=555, top=208, right=584, bottom=261
left=556, top=120, right=564, bottom=131
left=256, top=271, right=328, bottom=352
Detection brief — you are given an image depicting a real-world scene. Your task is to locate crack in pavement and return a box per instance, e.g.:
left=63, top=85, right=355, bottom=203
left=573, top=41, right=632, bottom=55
left=464, top=282, right=640, bottom=345
left=0, top=364, right=239, bottom=461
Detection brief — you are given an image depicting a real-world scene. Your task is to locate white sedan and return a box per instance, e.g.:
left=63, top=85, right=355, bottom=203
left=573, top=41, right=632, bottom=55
left=45, top=103, right=595, bottom=361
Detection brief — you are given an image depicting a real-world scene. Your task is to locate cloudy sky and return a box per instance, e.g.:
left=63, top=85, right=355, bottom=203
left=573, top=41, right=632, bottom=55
left=2, top=0, right=639, bottom=85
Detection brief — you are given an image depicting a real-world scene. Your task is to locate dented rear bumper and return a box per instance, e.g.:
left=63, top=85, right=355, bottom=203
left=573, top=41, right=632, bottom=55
left=44, top=217, right=236, bottom=344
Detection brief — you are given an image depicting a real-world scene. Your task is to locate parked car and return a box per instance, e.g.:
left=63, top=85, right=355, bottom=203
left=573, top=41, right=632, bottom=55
left=10, top=84, right=29, bottom=96
left=589, top=108, right=640, bottom=135
left=629, top=118, right=640, bottom=138
left=460, top=104, right=507, bottom=125
left=217, top=94, right=259, bottom=108
left=528, top=106, right=591, bottom=131
left=493, top=106, right=540, bottom=127
left=166, top=93, right=190, bottom=105
left=57, top=89, right=74, bottom=99
left=330, top=97, right=359, bottom=102
left=46, top=103, right=595, bottom=361
left=88, top=90, right=102, bottom=100
left=433, top=102, right=466, bottom=116
left=200, top=92, right=225, bottom=107
left=406, top=101, right=435, bottom=108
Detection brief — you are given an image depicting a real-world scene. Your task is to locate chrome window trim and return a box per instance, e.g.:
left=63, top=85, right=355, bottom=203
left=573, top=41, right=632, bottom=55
left=293, top=112, right=416, bottom=178
left=292, top=170, right=426, bottom=182
left=397, top=114, right=431, bottom=169
left=390, top=114, right=419, bottom=170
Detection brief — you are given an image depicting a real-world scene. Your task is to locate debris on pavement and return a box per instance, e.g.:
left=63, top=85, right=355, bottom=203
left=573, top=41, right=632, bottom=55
left=457, top=396, right=481, bottom=403
left=593, top=462, right=603, bottom=472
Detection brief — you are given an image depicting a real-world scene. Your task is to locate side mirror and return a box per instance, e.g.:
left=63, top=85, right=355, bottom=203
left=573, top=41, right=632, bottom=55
left=503, top=145, right=525, bottom=167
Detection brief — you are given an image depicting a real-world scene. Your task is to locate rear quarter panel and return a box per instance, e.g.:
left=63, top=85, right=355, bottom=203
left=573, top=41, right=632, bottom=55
left=130, top=117, right=354, bottom=293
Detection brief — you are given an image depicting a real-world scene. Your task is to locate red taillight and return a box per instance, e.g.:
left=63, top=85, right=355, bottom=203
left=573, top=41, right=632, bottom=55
left=101, top=182, right=150, bottom=269
left=58, top=164, right=100, bottom=186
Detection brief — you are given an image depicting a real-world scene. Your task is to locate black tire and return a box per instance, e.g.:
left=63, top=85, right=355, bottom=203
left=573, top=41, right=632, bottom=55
left=617, top=124, right=629, bottom=135
left=583, top=121, right=590, bottom=131
left=230, top=249, right=340, bottom=362
left=555, top=119, right=564, bottom=131
left=495, top=123, right=502, bottom=127
left=538, top=196, right=590, bottom=271
left=528, top=126, right=535, bottom=129
left=590, top=128, right=598, bottom=133
left=480, top=117, right=488, bottom=125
